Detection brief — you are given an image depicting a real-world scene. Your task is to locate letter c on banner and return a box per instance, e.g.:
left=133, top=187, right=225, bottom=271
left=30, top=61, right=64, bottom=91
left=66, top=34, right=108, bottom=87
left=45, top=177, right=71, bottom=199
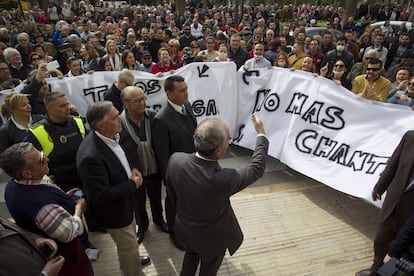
left=295, top=129, right=318, bottom=154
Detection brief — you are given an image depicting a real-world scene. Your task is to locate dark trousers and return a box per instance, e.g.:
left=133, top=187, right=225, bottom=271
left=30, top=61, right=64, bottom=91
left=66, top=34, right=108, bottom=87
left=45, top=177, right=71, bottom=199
left=134, top=173, right=164, bottom=230
left=180, top=248, right=226, bottom=276
left=373, top=209, right=410, bottom=270
left=165, top=192, right=176, bottom=237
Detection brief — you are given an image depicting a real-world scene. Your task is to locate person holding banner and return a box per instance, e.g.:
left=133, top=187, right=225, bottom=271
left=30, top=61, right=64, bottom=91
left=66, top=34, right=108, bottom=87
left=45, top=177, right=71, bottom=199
left=243, top=43, right=272, bottom=70
left=166, top=115, right=268, bottom=275
left=152, top=75, right=197, bottom=250
left=356, top=131, right=414, bottom=276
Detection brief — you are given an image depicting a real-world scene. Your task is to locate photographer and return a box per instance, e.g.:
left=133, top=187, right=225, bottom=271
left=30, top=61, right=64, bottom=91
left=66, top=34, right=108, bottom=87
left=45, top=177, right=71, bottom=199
left=0, top=217, right=65, bottom=276
left=377, top=212, right=414, bottom=276
left=385, top=212, right=414, bottom=262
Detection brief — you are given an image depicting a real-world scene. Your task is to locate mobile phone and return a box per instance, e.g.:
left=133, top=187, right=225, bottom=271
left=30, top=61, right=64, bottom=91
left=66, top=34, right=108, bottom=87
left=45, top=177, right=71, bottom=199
left=71, top=189, right=83, bottom=201
left=47, top=60, right=60, bottom=71
left=42, top=242, right=54, bottom=258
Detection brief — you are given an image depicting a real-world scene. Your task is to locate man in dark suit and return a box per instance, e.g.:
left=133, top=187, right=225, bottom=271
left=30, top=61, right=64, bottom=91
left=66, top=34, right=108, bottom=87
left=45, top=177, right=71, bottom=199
left=356, top=131, right=414, bottom=276
left=152, top=75, right=197, bottom=249
left=166, top=115, right=268, bottom=275
left=119, top=86, right=168, bottom=244
left=76, top=101, right=150, bottom=276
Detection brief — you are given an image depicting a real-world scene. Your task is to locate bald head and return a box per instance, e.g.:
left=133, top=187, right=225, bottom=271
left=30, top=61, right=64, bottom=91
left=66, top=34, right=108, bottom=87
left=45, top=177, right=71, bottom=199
left=194, top=118, right=230, bottom=159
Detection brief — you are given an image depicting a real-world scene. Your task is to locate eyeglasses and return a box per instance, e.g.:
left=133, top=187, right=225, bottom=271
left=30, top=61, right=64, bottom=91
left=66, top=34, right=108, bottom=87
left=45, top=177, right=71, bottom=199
left=408, top=82, right=414, bottom=86
left=39, top=151, right=46, bottom=165
left=334, top=64, right=344, bottom=68
left=127, top=97, right=147, bottom=103
left=366, top=67, right=380, bottom=72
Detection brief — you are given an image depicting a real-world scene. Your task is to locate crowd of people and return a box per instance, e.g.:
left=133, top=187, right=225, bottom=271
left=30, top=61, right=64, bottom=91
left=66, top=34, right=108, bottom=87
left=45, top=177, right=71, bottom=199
left=0, top=1, right=411, bottom=107
left=0, top=0, right=414, bottom=275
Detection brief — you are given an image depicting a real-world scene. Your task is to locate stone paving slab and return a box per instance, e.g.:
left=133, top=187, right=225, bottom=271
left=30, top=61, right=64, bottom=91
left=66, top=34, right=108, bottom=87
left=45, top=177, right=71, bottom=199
left=90, top=180, right=379, bottom=276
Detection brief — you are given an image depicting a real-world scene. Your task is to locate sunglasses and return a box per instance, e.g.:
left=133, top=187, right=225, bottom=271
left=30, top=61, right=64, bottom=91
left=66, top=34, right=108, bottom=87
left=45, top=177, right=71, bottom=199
left=408, top=82, right=414, bottom=86
left=366, top=67, right=380, bottom=72
left=334, top=64, right=344, bottom=68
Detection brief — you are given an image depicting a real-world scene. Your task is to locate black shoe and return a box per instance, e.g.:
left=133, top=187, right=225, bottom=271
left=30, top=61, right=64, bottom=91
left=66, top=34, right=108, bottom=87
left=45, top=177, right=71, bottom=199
left=170, top=235, right=185, bottom=251
left=140, top=256, right=151, bottom=267
left=154, top=220, right=169, bottom=233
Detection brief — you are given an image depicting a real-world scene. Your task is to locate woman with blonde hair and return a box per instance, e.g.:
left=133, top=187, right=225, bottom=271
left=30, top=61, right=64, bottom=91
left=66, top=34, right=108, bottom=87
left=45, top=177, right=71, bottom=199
left=103, top=39, right=122, bottom=71
left=168, top=39, right=182, bottom=65
left=0, top=93, right=43, bottom=152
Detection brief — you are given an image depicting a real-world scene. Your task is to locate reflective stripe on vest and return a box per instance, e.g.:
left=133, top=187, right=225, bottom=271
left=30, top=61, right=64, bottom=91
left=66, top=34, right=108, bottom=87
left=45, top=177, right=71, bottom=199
left=30, top=117, right=85, bottom=157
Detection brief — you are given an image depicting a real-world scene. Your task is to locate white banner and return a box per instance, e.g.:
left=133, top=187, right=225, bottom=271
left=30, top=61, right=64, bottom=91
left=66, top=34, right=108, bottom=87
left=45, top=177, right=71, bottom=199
left=235, top=67, right=414, bottom=206
left=2, top=63, right=414, bottom=205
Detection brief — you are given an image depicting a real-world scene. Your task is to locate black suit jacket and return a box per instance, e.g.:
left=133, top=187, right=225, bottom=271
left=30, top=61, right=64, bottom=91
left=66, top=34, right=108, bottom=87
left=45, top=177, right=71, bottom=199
left=76, top=132, right=136, bottom=229
left=104, top=83, right=123, bottom=113
left=374, top=131, right=414, bottom=223
left=166, top=135, right=269, bottom=257
left=152, top=102, right=197, bottom=179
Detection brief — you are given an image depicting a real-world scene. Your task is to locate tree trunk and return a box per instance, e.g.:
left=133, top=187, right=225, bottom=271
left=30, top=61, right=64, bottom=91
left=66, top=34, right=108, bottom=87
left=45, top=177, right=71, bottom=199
left=175, top=0, right=185, bottom=16
left=343, top=0, right=359, bottom=25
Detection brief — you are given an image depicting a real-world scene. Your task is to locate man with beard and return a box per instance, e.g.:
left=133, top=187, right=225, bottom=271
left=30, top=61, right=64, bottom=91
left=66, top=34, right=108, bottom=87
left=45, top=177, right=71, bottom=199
left=352, top=58, right=391, bottom=102
left=179, top=23, right=196, bottom=51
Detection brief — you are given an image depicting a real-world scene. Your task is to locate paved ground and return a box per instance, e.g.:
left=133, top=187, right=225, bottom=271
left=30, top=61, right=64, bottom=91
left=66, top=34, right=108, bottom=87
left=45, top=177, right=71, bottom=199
left=0, top=145, right=379, bottom=275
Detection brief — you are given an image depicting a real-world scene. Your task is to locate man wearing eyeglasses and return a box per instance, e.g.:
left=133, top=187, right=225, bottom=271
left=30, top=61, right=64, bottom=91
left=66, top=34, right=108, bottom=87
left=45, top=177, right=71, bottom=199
left=0, top=142, right=93, bottom=276
left=351, top=58, right=391, bottom=102
left=119, top=86, right=168, bottom=244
